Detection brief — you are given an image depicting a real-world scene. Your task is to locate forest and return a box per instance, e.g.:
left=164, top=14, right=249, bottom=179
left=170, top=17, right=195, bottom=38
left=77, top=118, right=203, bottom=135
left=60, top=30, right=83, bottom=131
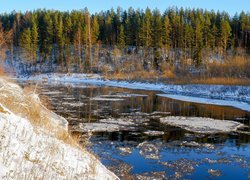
left=0, top=7, right=250, bottom=84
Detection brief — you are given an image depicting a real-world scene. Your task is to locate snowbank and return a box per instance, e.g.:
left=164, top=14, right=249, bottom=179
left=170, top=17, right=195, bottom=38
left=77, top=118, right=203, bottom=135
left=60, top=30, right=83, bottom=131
left=0, top=78, right=117, bottom=179
left=160, top=116, right=246, bottom=134
left=18, top=73, right=250, bottom=111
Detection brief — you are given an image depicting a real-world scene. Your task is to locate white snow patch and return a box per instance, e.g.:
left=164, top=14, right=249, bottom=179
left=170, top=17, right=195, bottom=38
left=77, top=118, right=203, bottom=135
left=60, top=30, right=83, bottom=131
left=0, top=103, right=117, bottom=179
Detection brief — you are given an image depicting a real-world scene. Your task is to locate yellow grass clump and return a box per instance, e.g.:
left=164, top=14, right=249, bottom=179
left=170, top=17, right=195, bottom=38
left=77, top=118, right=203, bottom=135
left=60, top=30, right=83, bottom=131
left=0, top=77, right=81, bottom=146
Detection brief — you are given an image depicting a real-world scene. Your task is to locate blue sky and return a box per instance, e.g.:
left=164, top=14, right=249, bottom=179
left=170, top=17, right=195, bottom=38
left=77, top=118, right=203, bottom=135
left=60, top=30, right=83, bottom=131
left=0, top=0, right=249, bottom=15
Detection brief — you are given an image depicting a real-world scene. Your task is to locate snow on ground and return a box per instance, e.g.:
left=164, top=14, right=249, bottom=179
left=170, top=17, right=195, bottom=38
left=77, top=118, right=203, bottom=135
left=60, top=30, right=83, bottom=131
left=18, top=73, right=250, bottom=111
left=0, top=78, right=117, bottom=179
left=0, top=103, right=117, bottom=179
left=160, top=116, right=246, bottom=134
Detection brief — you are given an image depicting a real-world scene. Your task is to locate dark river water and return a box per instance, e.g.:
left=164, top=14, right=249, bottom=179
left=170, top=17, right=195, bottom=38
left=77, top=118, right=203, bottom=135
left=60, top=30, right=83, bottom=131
left=20, top=81, right=250, bottom=179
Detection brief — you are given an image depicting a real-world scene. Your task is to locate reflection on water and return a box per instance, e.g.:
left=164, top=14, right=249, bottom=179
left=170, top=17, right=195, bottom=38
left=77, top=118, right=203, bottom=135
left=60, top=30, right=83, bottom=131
left=19, top=82, right=250, bottom=179
left=34, top=83, right=250, bottom=122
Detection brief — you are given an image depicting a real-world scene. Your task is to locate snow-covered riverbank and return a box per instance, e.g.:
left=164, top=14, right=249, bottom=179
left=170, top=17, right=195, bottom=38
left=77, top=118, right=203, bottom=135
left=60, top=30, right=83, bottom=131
left=18, top=73, right=250, bottom=111
left=0, top=77, right=117, bottom=179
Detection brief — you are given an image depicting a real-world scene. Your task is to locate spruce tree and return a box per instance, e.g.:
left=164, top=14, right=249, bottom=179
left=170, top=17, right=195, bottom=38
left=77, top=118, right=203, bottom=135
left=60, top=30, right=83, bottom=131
left=118, top=24, right=125, bottom=48
left=31, top=15, right=38, bottom=63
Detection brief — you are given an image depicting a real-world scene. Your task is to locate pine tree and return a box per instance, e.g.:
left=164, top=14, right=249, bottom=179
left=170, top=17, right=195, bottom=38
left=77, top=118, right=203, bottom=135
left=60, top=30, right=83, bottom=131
left=31, top=15, right=38, bottom=63
left=41, top=13, right=53, bottom=61
left=193, top=19, right=203, bottom=66
left=126, top=7, right=135, bottom=45
left=54, top=14, right=64, bottom=65
left=105, top=14, right=112, bottom=45
left=220, top=19, right=231, bottom=53
left=64, top=15, right=72, bottom=71
left=73, top=26, right=82, bottom=71
left=184, top=24, right=193, bottom=58
left=152, top=9, right=162, bottom=48
left=118, top=24, right=125, bottom=48
left=152, top=9, right=162, bottom=70
left=143, top=8, right=152, bottom=47
left=19, top=28, right=32, bottom=61
left=162, top=15, right=171, bottom=50
left=204, top=11, right=211, bottom=49
left=91, top=15, right=99, bottom=44
left=135, top=9, right=142, bottom=47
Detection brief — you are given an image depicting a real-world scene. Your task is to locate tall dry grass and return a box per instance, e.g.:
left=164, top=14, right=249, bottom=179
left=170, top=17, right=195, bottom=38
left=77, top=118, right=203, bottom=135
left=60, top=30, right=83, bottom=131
left=0, top=78, right=81, bottom=147
left=104, top=54, right=250, bottom=85
left=206, top=55, right=250, bottom=79
left=0, top=83, right=50, bottom=127
left=190, top=77, right=250, bottom=85
left=163, top=55, right=250, bottom=85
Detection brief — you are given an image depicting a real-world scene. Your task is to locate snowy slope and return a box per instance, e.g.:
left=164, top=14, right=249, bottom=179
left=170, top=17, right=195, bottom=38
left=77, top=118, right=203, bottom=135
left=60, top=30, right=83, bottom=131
left=0, top=78, right=117, bottom=179
left=19, top=73, right=250, bottom=111
left=0, top=104, right=117, bottom=179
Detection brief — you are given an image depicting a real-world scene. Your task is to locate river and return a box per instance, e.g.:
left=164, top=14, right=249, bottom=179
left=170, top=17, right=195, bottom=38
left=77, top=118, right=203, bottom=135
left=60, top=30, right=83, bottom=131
left=20, top=81, right=250, bottom=179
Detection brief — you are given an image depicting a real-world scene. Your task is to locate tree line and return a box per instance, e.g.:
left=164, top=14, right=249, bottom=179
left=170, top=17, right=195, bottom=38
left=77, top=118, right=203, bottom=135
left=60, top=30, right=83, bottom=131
left=0, top=7, right=249, bottom=72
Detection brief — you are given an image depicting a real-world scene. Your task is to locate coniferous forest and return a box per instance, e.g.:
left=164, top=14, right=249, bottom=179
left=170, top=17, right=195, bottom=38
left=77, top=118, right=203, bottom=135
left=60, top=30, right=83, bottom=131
left=0, top=7, right=250, bottom=83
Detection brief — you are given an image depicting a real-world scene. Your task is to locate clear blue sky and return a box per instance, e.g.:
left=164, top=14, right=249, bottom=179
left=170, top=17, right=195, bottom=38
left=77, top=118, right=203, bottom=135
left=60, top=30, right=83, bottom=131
left=1, top=0, right=249, bottom=15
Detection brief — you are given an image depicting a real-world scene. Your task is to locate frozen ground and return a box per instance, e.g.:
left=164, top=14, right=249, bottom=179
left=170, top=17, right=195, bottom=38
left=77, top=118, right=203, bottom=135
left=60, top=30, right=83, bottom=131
left=18, top=73, right=250, bottom=111
left=160, top=116, right=246, bottom=134
left=0, top=78, right=117, bottom=179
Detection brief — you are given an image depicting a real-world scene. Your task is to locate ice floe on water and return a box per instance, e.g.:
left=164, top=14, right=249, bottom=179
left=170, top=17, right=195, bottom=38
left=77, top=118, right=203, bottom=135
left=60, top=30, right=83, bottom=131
left=41, top=91, right=62, bottom=95
left=99, top=118, right=135, bottom=126
left=100, top=93, right=148, bottom=98
left=74, top=120, right=138, bottom=133
left=91, top=97, right=124, bottom=101
left=157, top=94, right=250, bottom=111
left=78, top=123, right=121, bottom=132
left=208, top=169, right=222, bottom=176
left=162, top=158, right=198, bottom=178
left=150, top=111, right=171, bottom=116
left=90, top=92, right=148, bottom=101
left=160, top=116, right=246, bottom=134
left=62, top=102, right=85, bottom=107
left=137, top=141, right=160, bottom=160
left=117, top=147, right=133, bottom=155
left=143, top=130, right=165, bottom=136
